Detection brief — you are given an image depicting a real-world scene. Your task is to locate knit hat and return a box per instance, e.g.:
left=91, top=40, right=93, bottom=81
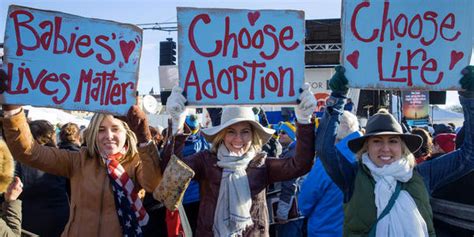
left=434, top=133, right=457, bottom=153
left=0, top=139, right=14, bottom=193
left=279, top=122, right=296, bottom=141
left=201, top=107, right=274, bottom=144
left=185, top=114, right=200, bottom=134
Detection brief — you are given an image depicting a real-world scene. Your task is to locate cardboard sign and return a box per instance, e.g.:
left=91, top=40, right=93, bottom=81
left=2, top=5, right=142, bottom=115
left=178, top=7, right=305, bottom=105
left=342, top=0, right=472, bottom=90
left=402, top=91, right=429, bottom=126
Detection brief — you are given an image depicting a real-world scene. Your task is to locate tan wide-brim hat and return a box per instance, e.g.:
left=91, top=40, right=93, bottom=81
left=348, top=111, right=422, bottom=154
left=201, top=107, right=275, bottom=144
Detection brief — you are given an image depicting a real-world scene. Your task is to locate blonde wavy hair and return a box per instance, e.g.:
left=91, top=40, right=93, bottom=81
left=355, top=137, right=416, bottom=168
left=210, top=122, right=263, bottom=154
left=84, top=113, right=138, bottom=162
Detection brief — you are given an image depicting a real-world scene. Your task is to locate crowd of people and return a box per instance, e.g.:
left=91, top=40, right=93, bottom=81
left=0, top=60, right=474, bottom=236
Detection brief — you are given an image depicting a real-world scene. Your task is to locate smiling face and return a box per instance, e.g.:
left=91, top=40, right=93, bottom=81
left=223, top=122, right=253, bottom=156
left=367, top=135, right=403, bottom=167
left=96, top=115, right=127, bottom=156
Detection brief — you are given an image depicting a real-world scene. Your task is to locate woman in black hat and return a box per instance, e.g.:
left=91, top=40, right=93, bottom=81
left=315, top=65, right=474, bottom=237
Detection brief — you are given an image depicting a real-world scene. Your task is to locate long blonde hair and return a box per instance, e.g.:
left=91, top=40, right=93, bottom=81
left=84, top=113, right=138, bottom=161
left=356, top=137, right=416, bottom=168
left=210, top=122, right=263, bottom=154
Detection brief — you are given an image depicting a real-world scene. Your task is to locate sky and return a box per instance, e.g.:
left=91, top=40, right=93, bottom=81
left=0, top=0, right=466, bottom=107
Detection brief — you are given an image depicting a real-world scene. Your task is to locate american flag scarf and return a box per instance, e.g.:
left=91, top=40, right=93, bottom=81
left=103, top=149, right=149, bottom=236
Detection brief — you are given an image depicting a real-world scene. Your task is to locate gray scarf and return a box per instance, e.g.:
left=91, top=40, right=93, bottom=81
left=213, top=144, right=255, bottom=237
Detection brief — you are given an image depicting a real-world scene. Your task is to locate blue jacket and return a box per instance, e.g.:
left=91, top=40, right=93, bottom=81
left=316, top=93, right=474, bottom=202
left=298, top=131, right=360, bottom=237
left=182, top=132, right=210, bottom=204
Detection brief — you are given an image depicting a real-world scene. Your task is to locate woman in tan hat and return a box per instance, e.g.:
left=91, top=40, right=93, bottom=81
left=315, top=66, right=474, bottom=237
left=162, top=84, right=317, bottom=236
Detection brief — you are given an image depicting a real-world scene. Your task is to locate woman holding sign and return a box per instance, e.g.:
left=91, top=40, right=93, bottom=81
left=315, top=65, right=474, bottom=236
left=0, top=69, right=161, bottom=237
left=160, top=84, right=317, bottom=236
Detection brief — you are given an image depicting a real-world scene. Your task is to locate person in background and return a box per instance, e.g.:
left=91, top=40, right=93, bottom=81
left=58, top=122, right=82, bottom=152
left=448, top=123, right=456, bottom=132
left=315, top=65, right=474, bottom=236
left=15, top=120, right=69, bottom=237
left=162, top=84, right=317, bottom=236
left=432, top=123, right=455, bottom=136
left=343, top=98, right=354, bottom=113
left=0, top=138, right=23, bottom=237
left=274, top=122, right=304, bottom=237
left=1, top=177, right=23, bottom=237
left=257, top=107, right=283, bottom=158
left=411, top=128, right=433, bottom=164
left=299, top=111, right=360, bottom=237
left=430, top=133, right=457, bottom=160
left=431, top=125, right=474, bottom=236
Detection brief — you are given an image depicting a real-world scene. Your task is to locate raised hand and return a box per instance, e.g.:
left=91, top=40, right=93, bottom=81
left=295, top=83, right=317, bottom=124
left=166, top=86, right=188, bottom=135
left=0, top=68, right=21, bottom=112
left=328, top=65, right=349, bottom=96
left=126, top=105, right=152, bottom=144
left=4, top=177, right=23, bottom=202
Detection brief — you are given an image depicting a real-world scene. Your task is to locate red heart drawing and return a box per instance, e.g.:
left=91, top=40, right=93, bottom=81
left=449, top=50, right=464, bottom=70
left=120, top=40, right=136, bottom=63
left=247, top=11, right=260, bottom=26
left=346, top=50, right=359, bottom=69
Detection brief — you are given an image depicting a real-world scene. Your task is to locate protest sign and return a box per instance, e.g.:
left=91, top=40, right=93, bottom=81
left=402, top=90, right=429, bottom=126
left=2, top=5, right=142, bottom=115
left=178, top=7, right=305, bottom=106
left=342, top=0, right=472, bottom=90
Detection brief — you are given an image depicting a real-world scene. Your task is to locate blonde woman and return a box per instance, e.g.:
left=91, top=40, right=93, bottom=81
left=1, top=67, right=162, bottom=237
left=162, top=85, right=317, bottom=236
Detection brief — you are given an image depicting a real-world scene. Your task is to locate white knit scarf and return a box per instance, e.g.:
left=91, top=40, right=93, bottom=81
left=213, top=144, right=255, bottom=237
left=362, top=153, right=428, bottom=237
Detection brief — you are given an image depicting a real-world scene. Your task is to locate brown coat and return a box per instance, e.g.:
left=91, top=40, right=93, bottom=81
left=3, top=110, right=162, bottom=237
left=165, top=122, right=315, bottom=237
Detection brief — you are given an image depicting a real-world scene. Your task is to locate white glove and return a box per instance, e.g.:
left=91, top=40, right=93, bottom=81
left=295, top=83, right=317, bottom=124
left=166, top=86, right=187, bottom=135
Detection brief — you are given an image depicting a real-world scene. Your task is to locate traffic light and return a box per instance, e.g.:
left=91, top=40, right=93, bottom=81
left=160, top=38, right=176, bottom=65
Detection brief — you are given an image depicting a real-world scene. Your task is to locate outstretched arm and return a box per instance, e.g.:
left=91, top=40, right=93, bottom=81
left=315, top=66, right=357, bottom=198
left=417, top=66, right=474, bottom=193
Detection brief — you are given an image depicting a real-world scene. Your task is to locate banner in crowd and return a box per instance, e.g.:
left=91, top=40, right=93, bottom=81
left=178, top=7, right=305, bottom=105
left=402, top=90, right=429, bottom=126
left=2, top=5, right=142, bottom=115
left=342, top=0, right=472, bottom=90
left=305, top=68, right=331, bottom=113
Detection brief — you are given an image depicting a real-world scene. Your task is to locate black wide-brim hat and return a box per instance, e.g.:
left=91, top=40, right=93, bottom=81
left=348, top=111, right=423, bottom=154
